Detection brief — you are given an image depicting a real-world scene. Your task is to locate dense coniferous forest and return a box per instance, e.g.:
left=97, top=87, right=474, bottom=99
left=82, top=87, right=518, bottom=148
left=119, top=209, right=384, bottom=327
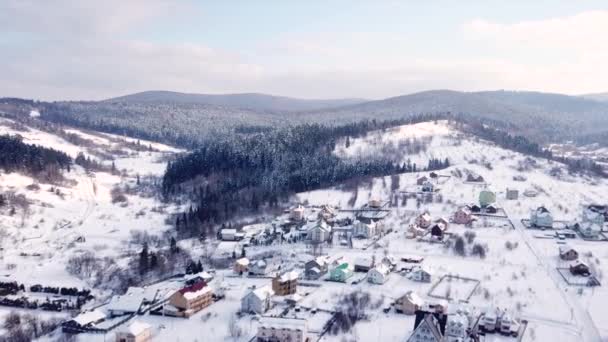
left=163, top=115, right=449, bottom=236
left=0, top=135, right=72, bottom=179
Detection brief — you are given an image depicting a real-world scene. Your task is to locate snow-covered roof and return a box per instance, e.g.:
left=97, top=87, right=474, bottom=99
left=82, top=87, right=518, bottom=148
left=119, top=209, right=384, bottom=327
left=401, top=290, right=424, bottom=306
left=246, top=285, right=274, bottom=301
left=559, top=244, right=576, bottom=254
left=108, top=287, right=147, bottom=313
left=279, top=270, right=299, bottom=282
left=72, top=309, right=106, bottom=326
left=371, top=263, right=390, bottom=276
left=259, top=317, right=307, bottom=331
left=117, top=320, right=151, bottom=336
left=236, top=257, right=250, bottom=266
left=221, top=228, right=237, bottom=235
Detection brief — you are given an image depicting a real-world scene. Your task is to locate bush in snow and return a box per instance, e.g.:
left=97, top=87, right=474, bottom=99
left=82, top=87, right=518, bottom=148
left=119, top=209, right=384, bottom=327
left=471, top=243, right=487, bottom=259
left=453, top=236, right=466, bottom=256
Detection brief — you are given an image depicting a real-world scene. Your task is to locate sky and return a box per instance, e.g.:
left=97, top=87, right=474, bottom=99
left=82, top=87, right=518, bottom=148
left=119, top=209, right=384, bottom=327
left=1, top=0, right=608, bottom=101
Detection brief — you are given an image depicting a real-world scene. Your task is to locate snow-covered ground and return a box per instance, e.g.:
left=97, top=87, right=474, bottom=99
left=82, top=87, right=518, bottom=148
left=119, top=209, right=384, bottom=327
left=0, top=118, right=182, bottom=289
left=2, top=119, right=608, bottom=341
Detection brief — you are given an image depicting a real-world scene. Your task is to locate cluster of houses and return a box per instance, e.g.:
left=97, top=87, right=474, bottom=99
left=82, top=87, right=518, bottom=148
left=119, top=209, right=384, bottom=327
left=63, top=273, right=219, bottom=340
left=406, top=306, right=520, bottom=342
left=410, top=212, right=450, bottom=240
left=574, top=204, right=606, bottom=239
left=558, top=245, right=594, bottom=279
left=241, top=270, right=300, bottom=315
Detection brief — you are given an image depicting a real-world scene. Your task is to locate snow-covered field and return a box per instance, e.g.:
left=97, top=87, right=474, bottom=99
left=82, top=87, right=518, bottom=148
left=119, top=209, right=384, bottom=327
left=0, top=118, right=182, bottom=289
left=2, top=119, right=608, bottom=341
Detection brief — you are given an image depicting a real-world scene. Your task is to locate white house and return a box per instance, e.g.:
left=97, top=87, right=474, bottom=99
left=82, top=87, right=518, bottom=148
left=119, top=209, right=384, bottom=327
left=445, top=312, right=469, bottom=341
left=241, top=285, right=274, bottom=314
left=249, top=260, right=269, bottom=276
left=257, top=317, right=308, bottom=342
left=305, top=220, right=332, bottom=243
left=408, top=265, right=432, bottom=283
left=407, top=313, right=444, bottom=342
left=353, top=220, right=378, bottom=238
left=368, top=263, right=391, bottom=284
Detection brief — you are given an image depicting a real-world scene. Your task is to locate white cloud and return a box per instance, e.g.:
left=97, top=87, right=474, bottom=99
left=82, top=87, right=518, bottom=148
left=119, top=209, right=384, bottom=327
left=1, top=3, right=607, bottom=100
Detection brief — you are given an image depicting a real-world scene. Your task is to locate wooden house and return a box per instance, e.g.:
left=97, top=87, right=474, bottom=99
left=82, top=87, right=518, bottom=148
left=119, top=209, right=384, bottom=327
left=430, top=223, right=446, bottom=240
left=272, top=271, right=298, bottom=296
left=415, top=212, right=432, bottom=229
left=395, top=291, right=424, bottom=315
left=421, top=181, right=434, bottom=193
left=290, top=205, right=305, bottom=221
left=166, top=281, right=213, bottom=318
left=115, top=321, right=151, bottom=342
left=234, top=258, right=250, bottom=274
left=417, top=176, right=429, bottom=185
left=453, top=207, right=474, bottom=225
left=558, top=245, right=578, bottom=261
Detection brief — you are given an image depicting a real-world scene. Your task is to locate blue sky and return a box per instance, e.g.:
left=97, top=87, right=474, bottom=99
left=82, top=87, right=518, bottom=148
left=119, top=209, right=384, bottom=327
left=1, top=1, right=608, bottom=100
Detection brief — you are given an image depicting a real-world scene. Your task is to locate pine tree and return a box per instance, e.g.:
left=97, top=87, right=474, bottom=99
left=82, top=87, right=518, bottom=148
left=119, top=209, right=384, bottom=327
left=170, top=237, right=178, bottom=254
left=139, top=242, right=149, bottom=275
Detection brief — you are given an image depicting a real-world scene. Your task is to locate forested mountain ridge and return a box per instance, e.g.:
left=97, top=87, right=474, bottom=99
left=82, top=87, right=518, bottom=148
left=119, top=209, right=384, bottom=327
left=105, top=91, right=366, bottom=112
left=3, top=89, right=608, bottom=149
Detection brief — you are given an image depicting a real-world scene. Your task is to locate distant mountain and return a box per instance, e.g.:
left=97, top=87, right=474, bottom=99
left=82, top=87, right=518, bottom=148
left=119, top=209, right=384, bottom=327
left=105, top=90, right=366, bottom=112
left=581, top=92, right=608, bottom=102
left=305, top=90, right=608, bottom=142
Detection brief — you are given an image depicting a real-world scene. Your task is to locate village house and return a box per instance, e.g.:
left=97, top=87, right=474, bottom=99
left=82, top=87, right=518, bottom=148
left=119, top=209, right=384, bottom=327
left=479, top=189, right=496, bottom=208
left=354, top=257, right=375, bottom=272
left=417, top=176, right=429, bottom=185
left=256, top=317, right=308, bottom=342
left=481, top=308, right=498, bottom=332
left=317, top=205, right=337, bottom=221
left=407, top=311, right=447, bottom=342
left=506, top=188, right=519, bottom=200
left=445, top=312, right=470, bottom=341
left=106, top=286, right=174, bottom=318
left=234, top=257, right=250, bottom=274
left=220, top=228, right=244, bottom=241
left=430, top=223, right=447, bottom=241
left=485, top=204, right=498, bottom=214
left=305, top=219, right=332, bottom=243
left=241, top=285, right=274, bottom=314
left=115, top=321, right=152, bottom=342
left=583, top=205, right=606, bottom=226
left=570, top=262, right=591, bottom=277
left=330, top=263, right=354, bottom=282
left=453, top=207, right=474, bottom=225
left=530, top=206, right=553, bottom=228
left=559, top=245, right=578, bottom=261
left=578, top=221, right=603, bottom=239
left=587, top=204, right=608, bottom=220
left=415, top=212, right=432, bottom=229
left=249, top=260, right=269, bottom=276
left=304, top=256, right=330, bottom=280
left=381, top=255, right=397, bottom=270
left=466, top=174, right=485, bottom=183
left=466, top=204, right=481, bottom=213
left=368, top=263, right=391, bottom=284
left=408, top=265, right=432, bottom=283
left=272, top=271, right=299, bottom=296
left=353, top=220, right=378, bottom=238
left=291, top=205, right=305, bottom=221
left=395, top=291, right=424, bottom=315
left=62, top=309, right=106, bottom=334
left=165, top=281, right=213, bottom=318
left=421, top=181, right=435, bottom=193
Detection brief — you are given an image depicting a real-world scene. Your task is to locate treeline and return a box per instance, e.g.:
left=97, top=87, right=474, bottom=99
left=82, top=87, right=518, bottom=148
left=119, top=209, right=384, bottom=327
left=163, top=114, right=449, bottom=237
left=0, top=135, right=71, bottom=181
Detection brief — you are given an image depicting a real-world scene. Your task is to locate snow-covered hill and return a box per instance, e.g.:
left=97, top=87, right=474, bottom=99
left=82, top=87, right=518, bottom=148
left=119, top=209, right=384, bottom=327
left=0, top=117, right=181, bottom=290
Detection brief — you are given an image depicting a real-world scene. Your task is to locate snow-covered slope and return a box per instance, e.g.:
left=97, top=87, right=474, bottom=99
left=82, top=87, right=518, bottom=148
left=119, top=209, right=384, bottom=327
left=0, top=118, right=181, bottom=289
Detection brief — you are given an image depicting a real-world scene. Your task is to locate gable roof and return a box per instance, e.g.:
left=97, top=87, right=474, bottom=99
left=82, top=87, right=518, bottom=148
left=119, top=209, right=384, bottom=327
left=178, top=281, right=211, bottom=300
left=409, top=311, right=446, bottom=342
left=117, top=320, right=151, bottom=336
left=246, top=285, right=274, bottom=301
